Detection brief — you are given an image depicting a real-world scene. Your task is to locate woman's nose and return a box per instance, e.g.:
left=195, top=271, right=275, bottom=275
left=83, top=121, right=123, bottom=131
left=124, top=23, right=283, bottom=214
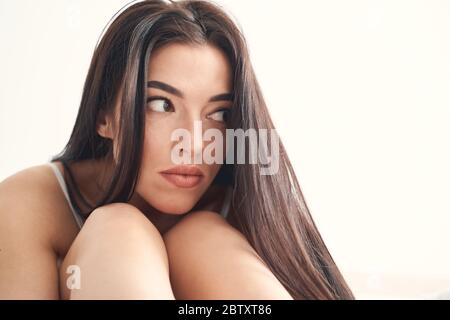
left=188, top=119, right=205, bottom=164
left=174, top=116, right=205, bottom=164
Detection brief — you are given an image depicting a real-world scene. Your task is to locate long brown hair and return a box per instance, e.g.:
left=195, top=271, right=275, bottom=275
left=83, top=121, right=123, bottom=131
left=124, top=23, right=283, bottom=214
left=51, top=0, right=354, bottom=299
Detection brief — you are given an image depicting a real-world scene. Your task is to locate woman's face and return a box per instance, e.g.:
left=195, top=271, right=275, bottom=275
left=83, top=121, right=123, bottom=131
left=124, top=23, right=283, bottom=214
left=102, top=43, right=233, bottom=215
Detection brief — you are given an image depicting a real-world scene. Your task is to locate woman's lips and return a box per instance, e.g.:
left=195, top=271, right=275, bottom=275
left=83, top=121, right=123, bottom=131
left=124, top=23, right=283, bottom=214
left=160, top=172, right=203, bottom=188
left=159, top=165, right=205, bottom=188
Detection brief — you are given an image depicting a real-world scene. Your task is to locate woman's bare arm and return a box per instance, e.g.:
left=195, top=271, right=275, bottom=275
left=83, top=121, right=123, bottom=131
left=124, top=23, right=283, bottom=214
left=0, top=168, right=63, bottom=299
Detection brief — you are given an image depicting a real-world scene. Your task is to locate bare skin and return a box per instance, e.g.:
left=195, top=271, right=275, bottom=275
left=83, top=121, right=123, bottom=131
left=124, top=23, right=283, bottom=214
left=58, top=202, right=175, bottom=300
left=0, top=42, right=293, bottom=299
left=0, top=161, right=292, bottom=299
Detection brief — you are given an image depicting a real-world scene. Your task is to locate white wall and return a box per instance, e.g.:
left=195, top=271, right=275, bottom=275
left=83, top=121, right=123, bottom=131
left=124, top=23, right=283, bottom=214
left=0, top=0, right=449, bottom=299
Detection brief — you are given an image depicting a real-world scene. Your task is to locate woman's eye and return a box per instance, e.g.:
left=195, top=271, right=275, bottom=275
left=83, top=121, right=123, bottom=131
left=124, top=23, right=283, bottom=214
left=146, top=97, right=174, bottom=113
left=208, top=109, right=230, bottom=123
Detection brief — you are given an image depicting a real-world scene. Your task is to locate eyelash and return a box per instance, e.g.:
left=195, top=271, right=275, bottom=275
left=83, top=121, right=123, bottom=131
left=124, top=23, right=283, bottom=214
left=146, top=96, right=231, bottom=123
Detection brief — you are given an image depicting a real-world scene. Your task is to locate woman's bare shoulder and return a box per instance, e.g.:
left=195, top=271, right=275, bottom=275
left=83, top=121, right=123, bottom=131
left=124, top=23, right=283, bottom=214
left=0, top=162, right=68, bottom=210
left=0, top=162, right=80, bottom=256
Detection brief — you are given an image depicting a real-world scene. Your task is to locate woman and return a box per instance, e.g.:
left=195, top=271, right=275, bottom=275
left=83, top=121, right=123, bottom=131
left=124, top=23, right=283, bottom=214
left=0, top=0, right=354, bottom=299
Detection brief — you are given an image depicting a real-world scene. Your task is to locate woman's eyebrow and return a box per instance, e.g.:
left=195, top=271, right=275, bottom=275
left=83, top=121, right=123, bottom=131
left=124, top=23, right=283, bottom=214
left=147, top=80, right=234, bottom=102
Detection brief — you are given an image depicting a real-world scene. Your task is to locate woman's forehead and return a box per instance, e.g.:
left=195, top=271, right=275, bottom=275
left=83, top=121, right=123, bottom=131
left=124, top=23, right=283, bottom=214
left=147, top=43, right=233, bottom=97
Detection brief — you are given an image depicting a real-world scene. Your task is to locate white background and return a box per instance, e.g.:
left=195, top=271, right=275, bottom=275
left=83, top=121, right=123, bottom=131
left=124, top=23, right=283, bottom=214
left=0, top=0, right=449, bottom=299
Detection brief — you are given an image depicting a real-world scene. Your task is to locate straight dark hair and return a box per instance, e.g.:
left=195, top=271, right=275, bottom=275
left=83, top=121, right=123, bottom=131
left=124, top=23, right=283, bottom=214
left=51, top=0, right=355, bottom=299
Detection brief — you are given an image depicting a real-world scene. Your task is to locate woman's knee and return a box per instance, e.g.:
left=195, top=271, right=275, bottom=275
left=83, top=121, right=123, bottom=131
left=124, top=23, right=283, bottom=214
left=59, top=203, right=173, bottom=299
left=84, top=203, right=161, bottom=238
left=162, top=210, right=292, bottom=299
left=63, top=203, right=166, bottom=263
left=163, top=210, right=242, bottom=248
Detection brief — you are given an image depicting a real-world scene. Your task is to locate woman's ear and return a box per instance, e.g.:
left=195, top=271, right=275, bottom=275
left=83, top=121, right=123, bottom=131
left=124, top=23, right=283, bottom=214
left=96, top=109, right=114, bottom=139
